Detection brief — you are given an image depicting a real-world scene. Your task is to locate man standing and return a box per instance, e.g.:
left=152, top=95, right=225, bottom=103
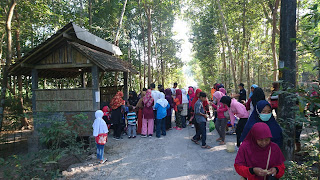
left=171, top=82, right=178, bottom=99
left=233, top=83, right=247, bottom=102
left=191, top=92, right=211, bottom=149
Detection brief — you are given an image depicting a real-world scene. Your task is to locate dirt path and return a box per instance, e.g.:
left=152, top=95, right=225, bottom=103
left=63, top=122, right=240, bottom=180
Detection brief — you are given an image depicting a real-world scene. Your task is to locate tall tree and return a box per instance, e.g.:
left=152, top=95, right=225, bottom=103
left=0, top=0, right=17, bottom=131
left=278, top=0, right=297, bottom=161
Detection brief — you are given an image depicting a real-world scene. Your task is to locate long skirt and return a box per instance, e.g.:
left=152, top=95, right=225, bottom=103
left=137, top=109, right=143, bottom=134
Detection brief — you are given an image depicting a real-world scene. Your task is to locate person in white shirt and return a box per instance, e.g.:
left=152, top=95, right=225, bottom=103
left=150, top=83, right=160, bottom=132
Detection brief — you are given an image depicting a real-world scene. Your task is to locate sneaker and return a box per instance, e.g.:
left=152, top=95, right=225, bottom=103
left=128, top=136, right=131, bottom=139
left=191, top=124, right=195, bottom=128
left=112, top=137, right=116, bottom=139
left=115, top=137, right=123, bottom=140
left=132, top=136, right=136, bottom=138
left=141, top=135, right=147, bottom=138
left=148, top=134, right=153, bottom=137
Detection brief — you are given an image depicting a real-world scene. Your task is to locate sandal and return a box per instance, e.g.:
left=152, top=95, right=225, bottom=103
left=191, top=139, right=200, bottom=145
left=219, top=141, right=226, bottom=145
left=201, top=145, right=212, bottom=149
left=216, top=138, right=222, bottom=142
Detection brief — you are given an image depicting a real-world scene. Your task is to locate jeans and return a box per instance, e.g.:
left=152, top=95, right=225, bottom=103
left=181, top=116, right=186, bottom=128
left=127, top=124, right=137, bottom=137
left=193, top=122, right=207, bottom=146
left=156, top=118, right=166, bottom=137
left=236, top=118, right=248, bottom=147
left=96, top=144, right=104, bottom=160
left=166, top=114, right=172, bottom=130
left=215, top=118, right=228, bottom=141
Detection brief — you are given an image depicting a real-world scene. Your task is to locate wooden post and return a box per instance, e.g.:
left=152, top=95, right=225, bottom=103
left=91, top=65, right=99, bottom=110
left=31, top=69, right=38, bottom=112
left=278, top=0, right=297, bottom=161
left=29, top=68, right=39, bottom=152
left=123, top=71, right=128, bottom=101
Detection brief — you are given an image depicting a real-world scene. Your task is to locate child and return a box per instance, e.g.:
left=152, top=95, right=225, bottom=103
left=93, top=110, right=109, bottom=164
left=234, top=123, right=285, bottom=180
left=192, top=92, right=211, bottom=149
left=211, top=91, right=228, bottom=145
left=102, top=105, right=111, bottom=129
left=127, top=106, right=137, bottom=138
left=173, top=89, right=183, bottom=130
left=155, top=92, right=170, bottom=138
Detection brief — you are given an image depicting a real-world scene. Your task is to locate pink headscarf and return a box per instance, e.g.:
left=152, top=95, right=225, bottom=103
left=235, top=123, right=285, bottom=179
left=219, top=88, right=226, bottom=95
left=143, top=89, right=154, bottom=108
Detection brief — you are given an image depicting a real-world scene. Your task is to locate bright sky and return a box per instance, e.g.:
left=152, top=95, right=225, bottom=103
left=172, top=18, right=198, bottom=88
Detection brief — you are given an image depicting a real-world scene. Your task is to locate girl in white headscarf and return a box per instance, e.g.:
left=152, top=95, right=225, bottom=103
left=181, top=89, right=189, bottom=128
left=155, top=93, right=170, bottom=138
left=93, top=110, right=109, bottom=163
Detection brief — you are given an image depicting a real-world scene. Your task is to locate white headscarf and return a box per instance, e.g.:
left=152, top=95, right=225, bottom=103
left=181, top=89, right=189, bottom=104
left=156, top=92, right=169, bottom=108
left=92, top=110, right=109, bottom=136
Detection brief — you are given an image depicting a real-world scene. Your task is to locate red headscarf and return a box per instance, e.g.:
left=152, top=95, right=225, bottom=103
left=175, top=89, right=182, bottom=104
left=110, top=91, right=125, bottom=110
left=102, top=106, right=110, bottom=115
left=191, top=89, right=202, bottom=109
left=235, top=123, right=285, bottom=177
left=188, top=87, right=195, bottom=100
left=143, top=89, right=154, bottom=108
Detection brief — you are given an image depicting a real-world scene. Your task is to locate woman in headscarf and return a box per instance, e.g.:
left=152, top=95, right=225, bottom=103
left=219, top=88, right=227, bottom=95
left=181, top=89, right=189, bottom=128
left=93, top=110, right=109, bottom=164
left=128, top=91, right=139, bottom=107
left=135, top=91, right=146, bottom=135
left=187, top=87, right=195, bottom=125
left=174, top=89, right=183, bottom=130
left=190, top=89, right=203, bottom=128
left=141, top=89, right=154, bottom=137
left=235, top=123, right=285, bottom=180
left=154, top=92, right=170, bottom=138
left=165, top=88, right=174, bottom=130
left=211, top=91, right=228, bottom=145
left=270, top=82, right=280, bottom=114
left=110, top=91, right=125, bottom=140
left=240, top=100, right=283, bottom=147
left=220, top=96, right=249, bottom=148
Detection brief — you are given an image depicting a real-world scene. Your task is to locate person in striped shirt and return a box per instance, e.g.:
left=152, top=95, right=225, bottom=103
left=127, top=106, right=137, bottom=138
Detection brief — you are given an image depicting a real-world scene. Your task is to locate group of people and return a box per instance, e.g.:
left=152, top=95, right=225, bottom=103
left=92, top=81, right=294, bottom=179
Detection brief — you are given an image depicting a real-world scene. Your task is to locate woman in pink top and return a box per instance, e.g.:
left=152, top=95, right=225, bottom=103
left=211, top=91, right=228, bottom=145
left=220, top=96, right=249, bottom=147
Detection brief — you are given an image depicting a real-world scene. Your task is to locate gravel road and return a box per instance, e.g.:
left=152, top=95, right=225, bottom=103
left=63, top=121, right=240, bottom=180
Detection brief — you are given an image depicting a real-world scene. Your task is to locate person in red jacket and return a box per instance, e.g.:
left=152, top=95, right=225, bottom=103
left=234, top=122, right=285, bottom=180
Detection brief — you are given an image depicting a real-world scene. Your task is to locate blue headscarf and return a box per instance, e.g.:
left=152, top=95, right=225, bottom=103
left=249, top=84, right=258, bottom=98
left=240, top=100, right=283, bottom=147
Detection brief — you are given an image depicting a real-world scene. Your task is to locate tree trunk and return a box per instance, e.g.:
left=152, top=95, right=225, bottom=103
left=88, top=0, right=92, bottom=30
left=0, top=33, right=5, bottom=60
left=144, top=4, right=152, bottom=86
left=219, top=33, right=227, bottom=88
left=271, top=0, right=280, bottom=81
left=15, top=9, right=29, bottom=129
left=240, top=0, right=246, bottom=83
left=278, top=0, right=297, bottom=161
left=114, top=0, right=128, bottom=46
left=216, top=0, right=237, bottom=92
left=246, top=39, right=250, bottom=98
left=0, top=0, right=17, bottom=131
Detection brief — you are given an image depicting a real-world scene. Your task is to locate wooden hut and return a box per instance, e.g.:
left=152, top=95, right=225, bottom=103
left=10, top=23, right=137, bottom=136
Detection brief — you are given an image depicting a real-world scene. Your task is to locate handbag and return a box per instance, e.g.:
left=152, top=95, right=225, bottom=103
left=270, top=100, right=278, bottom=109
left=95, top=133, right=107, bottom=145
left=209, top=120, right=215, bottom=132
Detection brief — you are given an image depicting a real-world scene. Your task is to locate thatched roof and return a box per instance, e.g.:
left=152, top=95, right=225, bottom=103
left=9, top=22, right=137, bottom=77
